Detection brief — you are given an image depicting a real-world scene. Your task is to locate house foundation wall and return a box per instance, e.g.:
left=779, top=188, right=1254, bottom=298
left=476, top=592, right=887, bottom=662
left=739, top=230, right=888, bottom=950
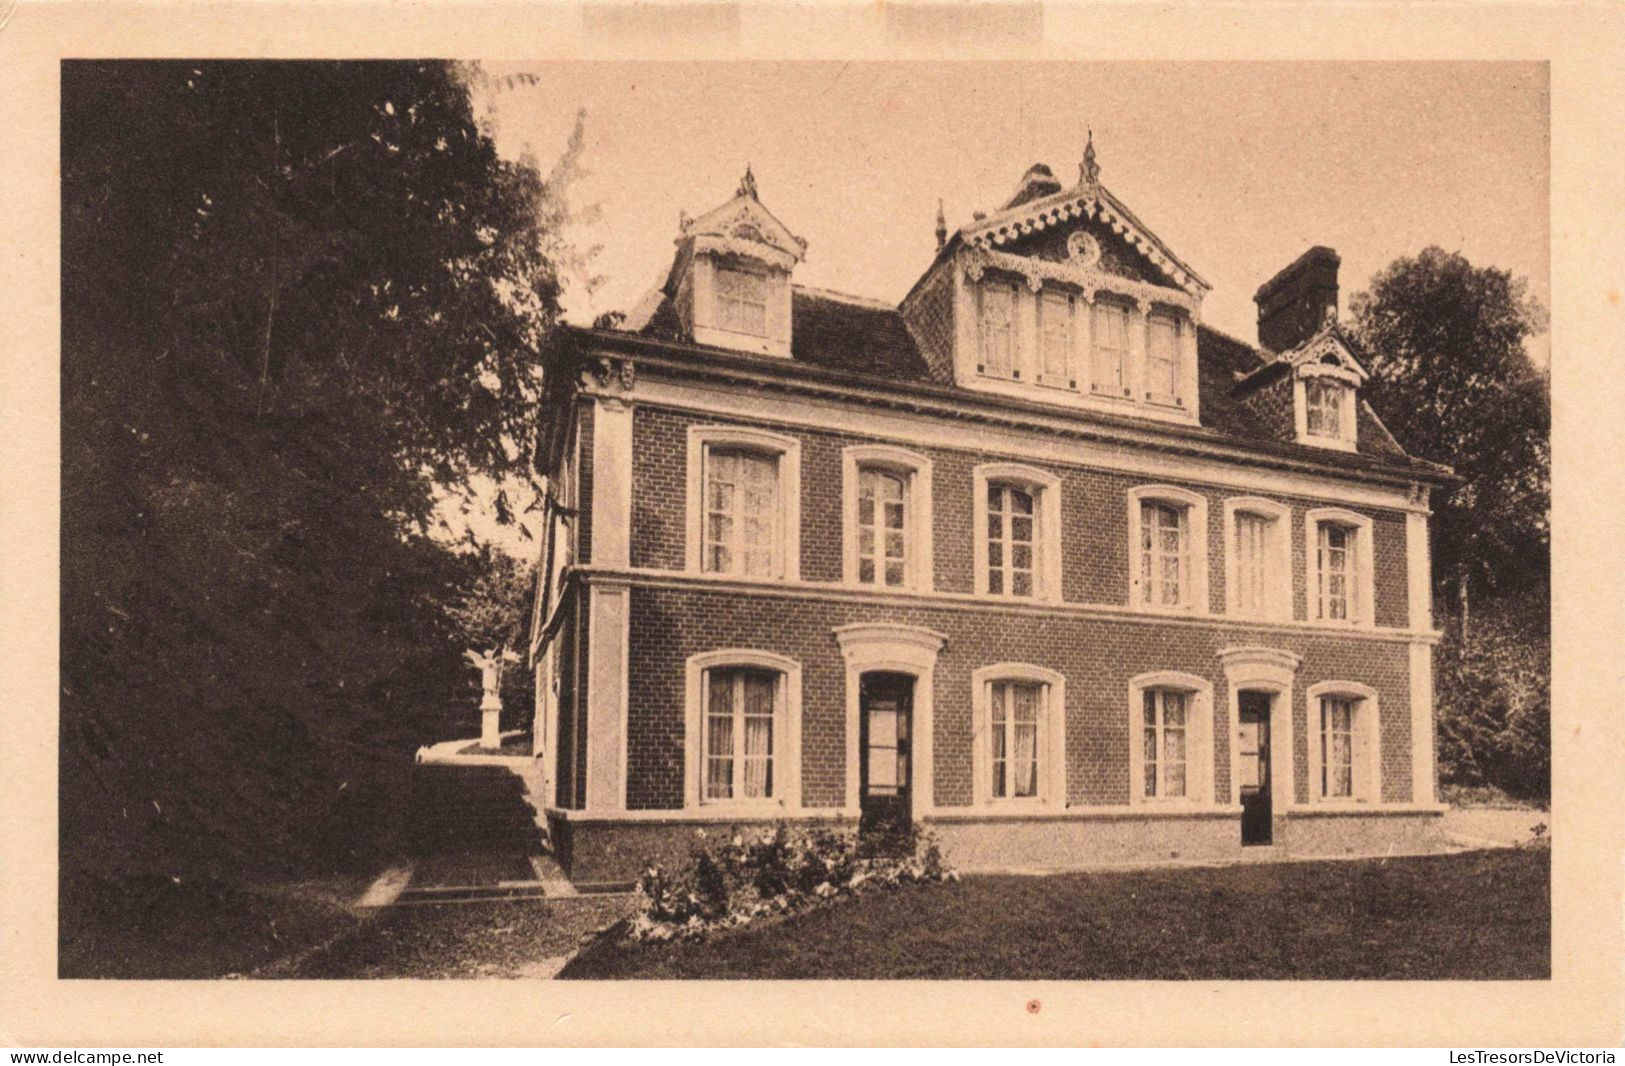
left=548, top=808, right=1445, bottom=885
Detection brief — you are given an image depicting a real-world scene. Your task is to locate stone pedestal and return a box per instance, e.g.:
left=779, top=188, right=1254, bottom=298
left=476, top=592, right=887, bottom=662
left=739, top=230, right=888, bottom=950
left=480, top=694, right=502, bottom=750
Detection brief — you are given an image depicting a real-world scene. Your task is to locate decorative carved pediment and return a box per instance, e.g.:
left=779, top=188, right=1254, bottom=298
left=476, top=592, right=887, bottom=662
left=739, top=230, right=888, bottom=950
left=961, top=247, right=1199, bottom=315
left=962, top=185, right=1208, bottom=297
left=1290, top=333, right=1368, bottom=383
left=678, top=177, right=807, bottom=271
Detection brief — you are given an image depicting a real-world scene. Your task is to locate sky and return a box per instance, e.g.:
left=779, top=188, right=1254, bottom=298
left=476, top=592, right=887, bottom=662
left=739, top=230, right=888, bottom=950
left=461, top=61, right=1549, bottom=559
left=480, top=60, right=1549, bottom=361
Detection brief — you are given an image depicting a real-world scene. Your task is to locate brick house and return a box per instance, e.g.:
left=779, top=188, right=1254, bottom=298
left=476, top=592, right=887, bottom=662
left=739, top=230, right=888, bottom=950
left=527, top=146, right=1454, bottom=887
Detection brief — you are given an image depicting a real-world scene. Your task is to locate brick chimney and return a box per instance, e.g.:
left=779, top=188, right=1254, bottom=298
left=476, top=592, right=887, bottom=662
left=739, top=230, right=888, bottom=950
left=1253, top=246, right=1340, bottom=353
left=1004, top=163, right=1064, bottom=209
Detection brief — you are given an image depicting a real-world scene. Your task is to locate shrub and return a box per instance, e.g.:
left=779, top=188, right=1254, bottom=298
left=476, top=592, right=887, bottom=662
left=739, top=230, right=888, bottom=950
left=624, top=822, right=955, bottom=942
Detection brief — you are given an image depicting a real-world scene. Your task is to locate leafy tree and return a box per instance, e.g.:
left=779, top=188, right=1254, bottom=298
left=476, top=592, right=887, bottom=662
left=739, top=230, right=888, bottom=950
left=1349, top=247, right=1551, bottom=614
left=1350, top=248, right=1551, bottom=800
left=60, top=61, right=572, bottom=882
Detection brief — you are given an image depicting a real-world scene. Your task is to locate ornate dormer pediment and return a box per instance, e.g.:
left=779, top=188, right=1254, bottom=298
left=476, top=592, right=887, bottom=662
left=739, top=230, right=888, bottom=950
left=1285, top=320, right=1369, bottom=385
left=677, top=168, right=807, bottom=274
left=667, top=167, right=805, bottom=358
left=959, top=152, right=1209, bottom=300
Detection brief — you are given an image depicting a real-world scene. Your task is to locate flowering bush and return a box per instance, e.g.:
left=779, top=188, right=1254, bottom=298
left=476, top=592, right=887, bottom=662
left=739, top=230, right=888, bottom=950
left=625, top=822, right=955, bottom=942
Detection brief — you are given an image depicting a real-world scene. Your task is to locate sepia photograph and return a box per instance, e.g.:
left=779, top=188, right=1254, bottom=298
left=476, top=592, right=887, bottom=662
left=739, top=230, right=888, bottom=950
left=51, top=57, right=1558, bottom=987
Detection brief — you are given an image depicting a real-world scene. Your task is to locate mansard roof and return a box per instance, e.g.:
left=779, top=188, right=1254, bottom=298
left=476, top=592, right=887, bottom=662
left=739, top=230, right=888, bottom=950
left=607, top=289, right=1432, bottom=475
left=641, top=284, right=932, bottom=380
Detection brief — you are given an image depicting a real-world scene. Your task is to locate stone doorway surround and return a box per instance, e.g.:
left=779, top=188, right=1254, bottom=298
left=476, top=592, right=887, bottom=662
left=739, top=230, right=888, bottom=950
left=834, top=623, right=948, bottom=817
left=1218, top=646, right=1301, bottom=812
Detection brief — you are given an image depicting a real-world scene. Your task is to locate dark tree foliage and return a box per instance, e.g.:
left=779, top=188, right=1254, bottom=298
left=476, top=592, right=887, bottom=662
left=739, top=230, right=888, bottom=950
left=1350, top=248, right=1551, bottom=799
left=61, top=61, right=561, bottom=881
left=1350, top=247, right=1550, bottom=603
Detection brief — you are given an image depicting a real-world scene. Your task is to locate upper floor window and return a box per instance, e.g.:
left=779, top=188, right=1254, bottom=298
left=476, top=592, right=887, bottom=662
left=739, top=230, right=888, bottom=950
left=978, top=282, right=1018, bottom=378
left=1305, top=681, right=1381, bottom=804
left=1128, top=486, right=1209, bottom=612
left=842, top=445, right=934, bottom=592
left=715, top=265, right=768, bottom=337
left=859, top=469, right=907, bottom=587
left=1140, top=501, right=1187, bottom=607
left=1223, top=498, right=1292, bottom=621
left=988, top=483, right=1037, bottom=596
left=973, top=463, right=1063, bottom=601
left=686, top=426, right=802, bottom=581
left=1307, top=508, right=1375, bottom=626
left=1090, top=299, right=1130, bottom=398
left=704, top=449, right=779, bottom=577
left=1037, top=290, right=1078, bottom=390
left=972, top=664, right=1067, bottom=807
left=684, top=649, right=803, bottom=810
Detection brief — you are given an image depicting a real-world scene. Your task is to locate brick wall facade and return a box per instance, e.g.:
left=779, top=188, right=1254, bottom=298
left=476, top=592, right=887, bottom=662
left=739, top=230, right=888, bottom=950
left=619, top=581, right=1414, bottom=812
left=625, top=404, right=1412, bottom=626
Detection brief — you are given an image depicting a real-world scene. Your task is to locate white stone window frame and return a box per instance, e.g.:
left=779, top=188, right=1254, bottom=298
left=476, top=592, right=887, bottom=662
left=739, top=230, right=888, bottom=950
left=1127, top=485, right=1210, bottom=615
left=1305, top=507, right=1376, bottom=628
left=1304, top=680, right=1383, bottom=806
left=1127, top=671, right=1217, bottom=808
left=1294, top=363, right=1361, bottom=452
left=685, top=425, right=802, bottom=582
left=683, top=649, right=803, bottom=812
left=841, top=444, right=934, bottom=592
left=971, top=663, right=1068, bottom=810
left=1222, top=497, right=1293, bottom=622
left=972, top=462, right=1064, bottom=603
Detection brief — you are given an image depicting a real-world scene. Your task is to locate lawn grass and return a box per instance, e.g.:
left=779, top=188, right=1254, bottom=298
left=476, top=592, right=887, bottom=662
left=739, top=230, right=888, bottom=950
left=560, top=847, right=1549, bottom=980
left=59, top=871, right=374, bottom=979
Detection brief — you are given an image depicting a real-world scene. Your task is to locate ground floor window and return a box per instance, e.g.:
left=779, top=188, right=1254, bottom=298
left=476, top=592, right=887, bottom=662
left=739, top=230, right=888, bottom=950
left=703, top=667, right=779, bottom=801
left=1306, top=681, right=1381, bottom=804
left=973, top=663, right=1066, bottom=806
left=684, top=649, right=802, bottom=810
left=990, top=679, right=1043, bottom=799
left=1128, top=671, right=1214, bottom=806
left=1142, top=688, right=1189, bottom=799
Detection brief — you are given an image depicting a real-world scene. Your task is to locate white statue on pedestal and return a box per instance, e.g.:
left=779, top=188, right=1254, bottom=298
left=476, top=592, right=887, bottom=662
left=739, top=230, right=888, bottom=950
left=466, top=646, right=520, bottom=750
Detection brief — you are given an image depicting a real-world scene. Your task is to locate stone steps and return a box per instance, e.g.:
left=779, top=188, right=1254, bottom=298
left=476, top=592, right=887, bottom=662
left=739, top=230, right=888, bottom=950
left=407, top=761, right=546, bottom=856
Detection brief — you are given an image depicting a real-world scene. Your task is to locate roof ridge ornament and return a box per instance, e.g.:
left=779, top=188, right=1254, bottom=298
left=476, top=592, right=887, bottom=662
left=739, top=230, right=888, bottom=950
left=935, top=198, right=947, bottom=250
left=1080, top=130, right=1101, bottom=192
left=737, top=163, right=759, bottom=200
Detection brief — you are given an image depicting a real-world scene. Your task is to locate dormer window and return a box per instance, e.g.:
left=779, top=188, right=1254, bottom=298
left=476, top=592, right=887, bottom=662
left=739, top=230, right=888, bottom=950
left=1293, top=359, right=1362, bottom=451
left=715, top=265, right=768, bottom=337
left=1037, top=290, right=1078, bottom=390
left=1146, top=311, right=1183, bottom=406
left=1304, top=377, right=1344, bottom=438
left=978, top=281, right=1018, bottom=378
left=1089, top=298, right=1131, bottom=398
left=667, top=167, right=806, bottom=358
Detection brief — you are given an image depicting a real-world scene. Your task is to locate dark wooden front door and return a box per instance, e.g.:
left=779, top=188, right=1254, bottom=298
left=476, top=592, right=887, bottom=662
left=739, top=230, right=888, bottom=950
left=1238, top=692, right=1273, bottom=846
left=859, top=673, right=913, bottom=838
